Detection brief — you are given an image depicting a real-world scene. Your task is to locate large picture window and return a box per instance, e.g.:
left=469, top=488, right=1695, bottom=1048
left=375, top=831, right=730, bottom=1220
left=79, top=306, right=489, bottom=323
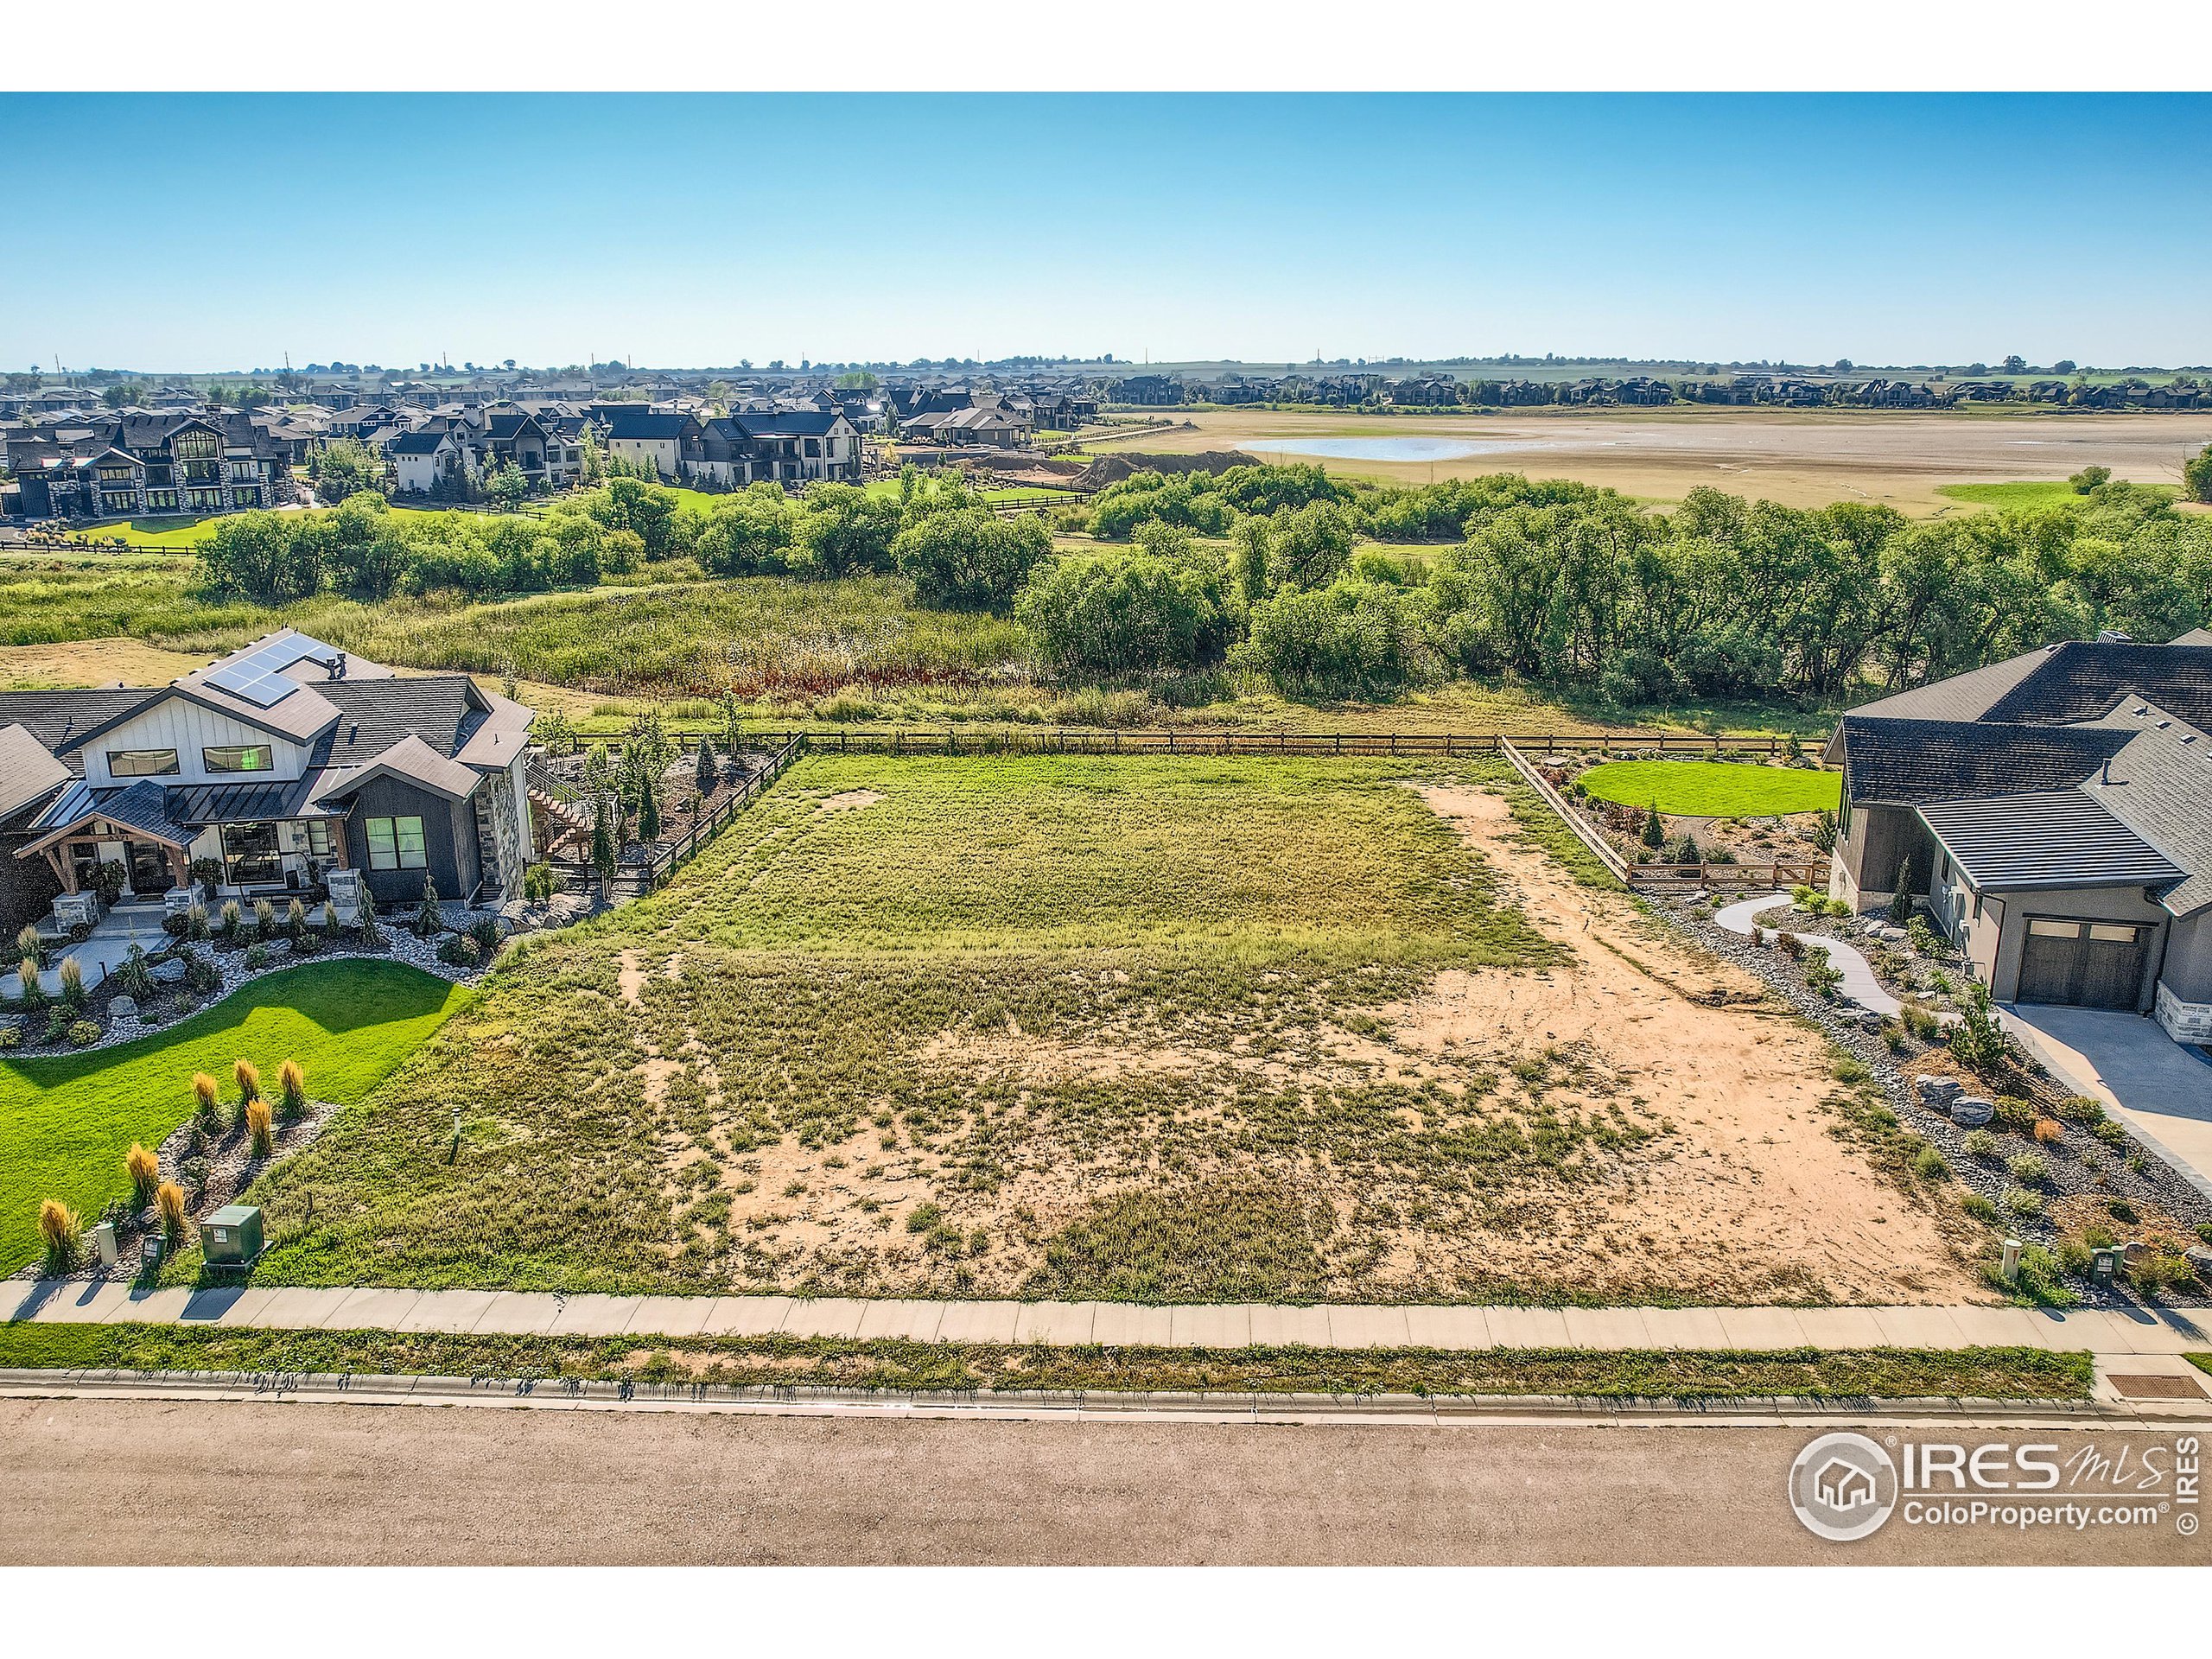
left=203, top=744, right=274, bottom=774
left=365, top=815, right=428, bottom=870
left=219, top=820, right=281, bottom=887
left=108, top=747, right=180, bottom=777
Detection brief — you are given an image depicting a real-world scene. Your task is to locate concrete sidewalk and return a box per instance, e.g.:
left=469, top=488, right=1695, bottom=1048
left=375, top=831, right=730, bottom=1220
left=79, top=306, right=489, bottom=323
left=1713, top=892, right=1903, bottom=1016
left=4, top=1279, right=2206, bottom=1356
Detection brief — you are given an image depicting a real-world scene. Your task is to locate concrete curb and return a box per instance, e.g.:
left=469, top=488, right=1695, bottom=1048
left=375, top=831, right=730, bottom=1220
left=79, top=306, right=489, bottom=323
left=0, top=1365, right=2182, bottom=1427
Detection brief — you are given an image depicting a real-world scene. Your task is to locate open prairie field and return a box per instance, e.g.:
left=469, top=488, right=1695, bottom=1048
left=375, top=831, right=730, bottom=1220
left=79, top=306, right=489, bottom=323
left=1096, top=406, right=2212, bottom=512
left=212, top=754, right=1979, bottom=1305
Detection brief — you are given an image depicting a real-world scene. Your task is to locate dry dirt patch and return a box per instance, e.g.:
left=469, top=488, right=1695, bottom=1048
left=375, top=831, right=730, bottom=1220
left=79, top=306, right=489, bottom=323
left=1404, top=785, right=1980, bottom=1302
left=818, top=789, right=885, bottom=812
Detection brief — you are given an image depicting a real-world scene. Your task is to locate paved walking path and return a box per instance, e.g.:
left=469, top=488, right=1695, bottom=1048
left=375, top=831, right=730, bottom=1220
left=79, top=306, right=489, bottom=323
left=4, top=1279, right=2206, bottom=1357
left=1713, top=891, right=1901, bottom=1015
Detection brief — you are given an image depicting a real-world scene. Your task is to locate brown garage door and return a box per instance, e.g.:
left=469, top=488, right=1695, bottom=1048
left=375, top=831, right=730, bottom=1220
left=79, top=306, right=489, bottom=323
left=2018, top=918, right=2147, bottom=1009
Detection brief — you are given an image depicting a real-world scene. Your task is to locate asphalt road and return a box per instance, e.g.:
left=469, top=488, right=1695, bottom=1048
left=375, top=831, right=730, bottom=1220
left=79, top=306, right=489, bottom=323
left=3, top=1397, right=2205, bottom=1566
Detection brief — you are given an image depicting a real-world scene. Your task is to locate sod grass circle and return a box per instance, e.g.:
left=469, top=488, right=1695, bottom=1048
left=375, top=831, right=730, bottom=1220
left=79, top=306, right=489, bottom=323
left=1576, top=759, right=1840, bottom=818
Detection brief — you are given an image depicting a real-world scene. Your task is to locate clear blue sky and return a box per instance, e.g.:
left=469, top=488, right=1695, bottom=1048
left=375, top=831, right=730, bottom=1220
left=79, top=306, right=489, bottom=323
left=5, top=93, right=2208, bottom=372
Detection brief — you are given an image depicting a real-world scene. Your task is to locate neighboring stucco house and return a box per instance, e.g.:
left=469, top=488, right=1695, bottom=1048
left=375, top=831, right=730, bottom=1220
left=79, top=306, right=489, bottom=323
left=1825, top=630, right=2212, bottom=1042
left=0, top=631, right=534, bottom=934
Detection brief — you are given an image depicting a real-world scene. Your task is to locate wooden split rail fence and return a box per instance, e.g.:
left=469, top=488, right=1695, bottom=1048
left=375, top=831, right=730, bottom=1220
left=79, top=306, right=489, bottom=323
left=543, top=726, right=1830, bottom=898
left=1497, top=737, right=1829, bottom=893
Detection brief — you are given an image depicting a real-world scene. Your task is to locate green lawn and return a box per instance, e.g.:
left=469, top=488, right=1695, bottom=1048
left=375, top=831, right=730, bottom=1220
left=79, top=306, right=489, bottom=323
left=1936, top=480, right=2178, bottom=512
left=1577, top=758, right=1840, bottom=817
left=61, top=516, right=229, bottom=549
left=221, top=754, right=1604, bottom=1300
left=0, top=962, right=470, bottom=1274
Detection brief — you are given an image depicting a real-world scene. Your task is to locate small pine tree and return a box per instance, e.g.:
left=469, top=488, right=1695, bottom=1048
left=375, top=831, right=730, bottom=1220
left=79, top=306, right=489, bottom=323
left=1890, top=852, right=1917, bottom=924
left=639, top=782, right=662, bottom=846
left=1640, top=802, right=1665, bottom=849
left=415, top=874, right=442, bottom=938
left=695, top=737, right=717, bottom=794
left=590, top=795, right=616, bottom=896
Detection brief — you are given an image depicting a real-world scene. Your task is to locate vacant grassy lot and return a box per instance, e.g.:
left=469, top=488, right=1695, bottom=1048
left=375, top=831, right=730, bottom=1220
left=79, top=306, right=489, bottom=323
left=0, top=963, right=470, bottom=1274
left=220, top=753, right=1971, bottom=1305
left=0, top=1323, right=2094, bottom=1400
left=1577, top=758, right=1840, bottom=817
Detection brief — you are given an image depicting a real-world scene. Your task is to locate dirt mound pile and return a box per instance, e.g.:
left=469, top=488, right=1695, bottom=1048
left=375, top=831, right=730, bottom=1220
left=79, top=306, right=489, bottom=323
left=1071, top=449, right=1263, bottom=490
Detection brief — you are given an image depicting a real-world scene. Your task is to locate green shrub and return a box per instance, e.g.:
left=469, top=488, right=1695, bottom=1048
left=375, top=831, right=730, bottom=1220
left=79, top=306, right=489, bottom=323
left=1912, top=1145, right=1949, bottom=1181
left=67, top=1019, right=100, bottom=1046
left=435, top=934, right=483, bottom=969
left=1992, top=1096, right=2037, bottom=1134
left=2006, top=1152, right=2050, bottom=1186
left=244, top=944, right=270, bottom=970
left=115, top=944, right=156, bottom=1001
left=1962, top=1128, right=1999, bottom=1159
left=906, top=1202, right=944, bottom=1235
left=2058, top=1095, right=2105, bottom=1126
left=2000, top=1185, right=2044, bottom=1218
left=182, top=955, right=221, bottom=995
left=1959, top=1191, right=1998, bottom=1223
left=1832, top=1056, right=1870, bottom=1084
left=2091, top=1119, right=2128, bottom=1147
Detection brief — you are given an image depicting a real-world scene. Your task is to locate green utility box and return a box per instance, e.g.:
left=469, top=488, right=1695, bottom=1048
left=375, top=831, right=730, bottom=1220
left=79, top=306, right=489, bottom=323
left=200, top=1205, right=264, bottom=1267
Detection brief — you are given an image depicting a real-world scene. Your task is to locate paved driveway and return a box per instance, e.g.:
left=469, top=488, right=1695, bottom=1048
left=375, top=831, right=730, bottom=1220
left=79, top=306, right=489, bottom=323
left=2002, top=1002, right=2212, bottom=1202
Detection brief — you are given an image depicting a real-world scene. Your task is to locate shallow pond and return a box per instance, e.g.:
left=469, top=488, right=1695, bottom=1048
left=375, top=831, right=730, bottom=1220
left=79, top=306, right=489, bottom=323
left=1233, top=435, right=1541, bottom=462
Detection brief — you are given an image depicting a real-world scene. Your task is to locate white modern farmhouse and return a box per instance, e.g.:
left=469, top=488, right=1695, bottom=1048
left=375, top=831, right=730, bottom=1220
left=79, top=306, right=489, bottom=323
left=0, top=632, right=533, bottom=936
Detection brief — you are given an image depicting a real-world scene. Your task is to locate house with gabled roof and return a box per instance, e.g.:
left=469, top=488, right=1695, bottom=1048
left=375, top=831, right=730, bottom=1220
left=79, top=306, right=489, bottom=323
left=0, top=631, right=535, bottom=934
left=1825, top=631, right=2212, bottom=1041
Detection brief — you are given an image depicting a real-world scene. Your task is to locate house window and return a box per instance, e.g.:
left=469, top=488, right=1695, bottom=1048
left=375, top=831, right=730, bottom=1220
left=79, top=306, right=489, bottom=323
left=147, top=491, right=178, bottom=511
left=220, top=820, right=282, bottom=886
left=365, top=815, right=428, bottom=870
left=108, top=747, right=181, bottom=777
left=304, top=819, right=333, bottom=857
left=204, top=744, right=274, bottom=774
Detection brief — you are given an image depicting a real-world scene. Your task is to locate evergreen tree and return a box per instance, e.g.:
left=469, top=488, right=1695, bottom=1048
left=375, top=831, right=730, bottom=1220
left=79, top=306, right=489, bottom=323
left=1890, top=853, right=1917, bottom=925
left=589, top=796, right=617, bottom=897
left=695, top=737, right=718, bottom=793
left=639, top=781, right=661, bottom=845
left=1640, top=802, right=1665, bottom=849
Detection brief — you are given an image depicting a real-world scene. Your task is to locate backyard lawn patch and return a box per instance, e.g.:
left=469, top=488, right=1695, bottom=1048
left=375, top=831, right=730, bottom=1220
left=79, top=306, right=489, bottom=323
left=0, top=962, right=469, bottom=1274
left=1577, top=758, right=1839, bottom=818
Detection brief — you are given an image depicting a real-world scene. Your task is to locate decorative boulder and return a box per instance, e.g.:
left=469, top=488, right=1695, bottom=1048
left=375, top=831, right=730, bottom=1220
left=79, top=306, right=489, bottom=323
left=2185, top=1247, right=2212, bottom=1280
left=1950, top=1096, right=1995, bottom=1128
left=1859, top=1011, right=1885, bottom=1033
left=1916, top=1074, right=1963, bottom=1107
left=108, top=995, right=139, bottom=1020
left=150, top=958, right=187, bottom=984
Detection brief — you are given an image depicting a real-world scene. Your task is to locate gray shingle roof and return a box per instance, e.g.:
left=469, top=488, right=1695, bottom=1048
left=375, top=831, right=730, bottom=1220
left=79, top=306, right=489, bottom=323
left=0, top=688, right=162, bottom=774
left=2082, top=701, right=2212, bottom=917
left=317, top=676, right=487, bottom=765
left=1916, top=791, right=2185, bottom=893
left=1840, top=717, right=2129, bottom=804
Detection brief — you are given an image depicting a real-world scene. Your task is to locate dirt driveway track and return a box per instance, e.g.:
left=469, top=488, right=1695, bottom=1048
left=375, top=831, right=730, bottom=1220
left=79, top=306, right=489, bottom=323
left=3, top=1398, right=2204, bottom=1565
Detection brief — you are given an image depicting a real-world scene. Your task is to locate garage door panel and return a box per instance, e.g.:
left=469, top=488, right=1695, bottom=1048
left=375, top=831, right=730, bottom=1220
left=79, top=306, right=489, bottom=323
left=2018, top=918, right=2145, bottom=1009
left=2018, top=919, right=2083, bottom=1004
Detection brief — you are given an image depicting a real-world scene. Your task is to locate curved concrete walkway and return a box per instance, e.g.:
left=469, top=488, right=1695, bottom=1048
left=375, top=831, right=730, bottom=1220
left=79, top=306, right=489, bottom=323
left=1713, top=891, right=1902, bottom=1016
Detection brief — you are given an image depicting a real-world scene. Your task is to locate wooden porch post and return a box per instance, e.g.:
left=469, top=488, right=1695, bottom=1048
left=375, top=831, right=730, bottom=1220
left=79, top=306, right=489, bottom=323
left=42, top=845, right=73, bottom=892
